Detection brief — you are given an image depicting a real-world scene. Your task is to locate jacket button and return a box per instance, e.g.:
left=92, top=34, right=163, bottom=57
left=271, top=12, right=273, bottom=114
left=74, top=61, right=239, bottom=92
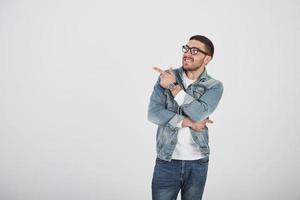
left=171, top=141, right=175, bottom=145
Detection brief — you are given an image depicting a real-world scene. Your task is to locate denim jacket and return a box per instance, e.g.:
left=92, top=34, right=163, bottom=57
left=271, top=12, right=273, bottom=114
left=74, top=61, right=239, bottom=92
left=148, top=66, right=223, bottom=161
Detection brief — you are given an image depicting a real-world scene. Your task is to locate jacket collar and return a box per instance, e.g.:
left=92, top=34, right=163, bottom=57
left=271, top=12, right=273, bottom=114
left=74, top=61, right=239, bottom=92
left=177, top=66, right=208, bottom=84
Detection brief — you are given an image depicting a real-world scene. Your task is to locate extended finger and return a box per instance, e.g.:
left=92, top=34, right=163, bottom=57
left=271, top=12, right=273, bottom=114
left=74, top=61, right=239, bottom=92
left=168, top=67, right=175, bottom=75
left=153, top=67, right=164, bottom=74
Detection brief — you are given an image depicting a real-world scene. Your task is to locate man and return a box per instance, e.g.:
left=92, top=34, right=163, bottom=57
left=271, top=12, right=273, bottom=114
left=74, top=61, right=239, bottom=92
left=148, top=35, right=223, bottom=200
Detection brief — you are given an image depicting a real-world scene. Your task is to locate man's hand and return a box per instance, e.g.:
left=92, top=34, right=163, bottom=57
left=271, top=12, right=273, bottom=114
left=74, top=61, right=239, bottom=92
left=153, top=66, right=176, bottom=89
left=182, top=117, right=213, bottom=132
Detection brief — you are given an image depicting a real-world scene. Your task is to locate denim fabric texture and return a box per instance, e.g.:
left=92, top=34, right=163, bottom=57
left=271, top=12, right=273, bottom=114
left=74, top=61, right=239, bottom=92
left=148, top=66, right=223, bottom=162
left=152, top=157, right=209, bottom=200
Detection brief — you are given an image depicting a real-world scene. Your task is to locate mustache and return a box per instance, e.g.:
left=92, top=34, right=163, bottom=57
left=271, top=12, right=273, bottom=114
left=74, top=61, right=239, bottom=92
left=183, top=56, right=194, bottom=60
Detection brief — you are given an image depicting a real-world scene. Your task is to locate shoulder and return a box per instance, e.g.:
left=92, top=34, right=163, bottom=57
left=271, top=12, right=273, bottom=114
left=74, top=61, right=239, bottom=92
left=205, top=74, right=223, bottom=90
left=174, top=66, right=182, bottom=73
left=173, top=66, right=183, bottom=78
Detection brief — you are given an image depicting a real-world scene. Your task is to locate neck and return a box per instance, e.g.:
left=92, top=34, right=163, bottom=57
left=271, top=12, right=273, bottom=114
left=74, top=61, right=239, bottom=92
left=184, top=66, right=205, bottom=80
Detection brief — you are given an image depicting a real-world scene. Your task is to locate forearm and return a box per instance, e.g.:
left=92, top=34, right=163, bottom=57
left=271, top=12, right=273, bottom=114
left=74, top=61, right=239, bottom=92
left=148, top=107, right=184, bottom=127
left=148, top=80, right=184, bottom=128
left=181, top=97, right=210, bottom=122
left=180, top=83, right=223, bottom=122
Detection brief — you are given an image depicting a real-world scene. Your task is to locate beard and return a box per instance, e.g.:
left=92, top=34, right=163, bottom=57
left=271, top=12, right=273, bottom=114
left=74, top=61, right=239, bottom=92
left=182, top=59, right=203, bottom=72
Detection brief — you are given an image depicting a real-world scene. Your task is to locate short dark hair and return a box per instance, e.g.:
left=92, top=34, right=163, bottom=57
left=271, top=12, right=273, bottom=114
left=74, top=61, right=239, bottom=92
left=189, top=35, right=214, bottom=58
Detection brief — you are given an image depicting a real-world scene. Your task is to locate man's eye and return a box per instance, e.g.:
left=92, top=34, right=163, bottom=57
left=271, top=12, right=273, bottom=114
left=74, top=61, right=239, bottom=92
left=191, top=49, right=198, bottom=54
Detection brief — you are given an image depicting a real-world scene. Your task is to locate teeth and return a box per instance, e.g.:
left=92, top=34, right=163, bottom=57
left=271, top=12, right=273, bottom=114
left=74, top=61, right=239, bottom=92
left=184, top=58, right=193, bottom=62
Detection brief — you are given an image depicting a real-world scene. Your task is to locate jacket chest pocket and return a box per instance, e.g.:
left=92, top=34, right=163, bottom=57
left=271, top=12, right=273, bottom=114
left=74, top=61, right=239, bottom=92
left=193, top=87, right=205, bottom=99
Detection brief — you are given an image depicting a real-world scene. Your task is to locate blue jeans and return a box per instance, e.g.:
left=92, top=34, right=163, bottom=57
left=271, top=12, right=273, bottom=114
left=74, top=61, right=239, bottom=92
left=152, top=157, right=209, bottom=200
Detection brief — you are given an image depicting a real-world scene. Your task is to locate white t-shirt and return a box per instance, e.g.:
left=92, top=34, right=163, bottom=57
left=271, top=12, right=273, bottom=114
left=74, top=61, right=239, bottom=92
left=171, top=72, right=205, bottom=160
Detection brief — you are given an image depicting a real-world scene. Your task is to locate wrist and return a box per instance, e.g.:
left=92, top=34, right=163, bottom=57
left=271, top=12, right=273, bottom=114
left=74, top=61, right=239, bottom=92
left=171, top=85, right=182, bottom=97
left=167, top=81, right=178, bottom=90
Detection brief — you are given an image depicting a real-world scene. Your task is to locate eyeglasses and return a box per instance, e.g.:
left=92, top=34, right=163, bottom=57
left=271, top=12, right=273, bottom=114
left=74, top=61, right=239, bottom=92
left=182, top=45, right=209, bottom=56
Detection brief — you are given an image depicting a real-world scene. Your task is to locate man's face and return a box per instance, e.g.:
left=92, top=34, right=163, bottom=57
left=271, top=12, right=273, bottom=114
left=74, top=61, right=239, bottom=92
left=182, top=40, right=209, bottom=71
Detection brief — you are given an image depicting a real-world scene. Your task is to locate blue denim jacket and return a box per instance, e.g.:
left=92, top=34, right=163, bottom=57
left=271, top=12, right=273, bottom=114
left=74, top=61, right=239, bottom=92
left=148, top=66, right=223, bottom=161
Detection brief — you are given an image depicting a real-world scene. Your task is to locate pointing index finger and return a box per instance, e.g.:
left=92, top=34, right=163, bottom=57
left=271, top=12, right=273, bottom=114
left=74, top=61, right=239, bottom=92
left=153, top=67, right=164, bottom=74
left=168, top=67, right=175, bottom=75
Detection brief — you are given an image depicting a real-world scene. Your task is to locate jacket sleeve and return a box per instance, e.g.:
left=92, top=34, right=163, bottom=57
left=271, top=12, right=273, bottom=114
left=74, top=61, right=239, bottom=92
left=180, top=82, right=223, bottom=122
left=148, top=79, right=184, bottom=128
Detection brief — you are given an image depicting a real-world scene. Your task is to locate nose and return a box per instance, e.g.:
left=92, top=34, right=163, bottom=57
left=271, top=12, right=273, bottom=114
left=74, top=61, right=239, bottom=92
left=184, top=51, right=194, bottom=58
left=184, top=50, right=192, bottom=56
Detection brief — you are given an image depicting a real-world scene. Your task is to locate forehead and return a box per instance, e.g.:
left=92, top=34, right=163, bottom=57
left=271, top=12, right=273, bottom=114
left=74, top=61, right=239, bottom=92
left=187, top=40, right=206, bottom=49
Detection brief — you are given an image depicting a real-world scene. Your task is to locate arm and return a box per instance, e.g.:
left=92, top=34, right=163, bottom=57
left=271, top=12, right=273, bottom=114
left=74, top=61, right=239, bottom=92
left=173, top=87, right=214, bottom=131
left=180, top=82, right=223, bottom=122
left=148, top=79, right=184, bottom=128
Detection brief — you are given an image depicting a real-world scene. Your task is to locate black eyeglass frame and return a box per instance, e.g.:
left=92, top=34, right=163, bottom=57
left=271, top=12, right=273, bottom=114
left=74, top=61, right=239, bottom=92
left=182, top=45, right=209, bottom=56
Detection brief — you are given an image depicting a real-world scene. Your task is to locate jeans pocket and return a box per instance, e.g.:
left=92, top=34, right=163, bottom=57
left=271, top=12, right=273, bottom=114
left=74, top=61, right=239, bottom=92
left=197, top=157, right=209, bottom=165
left=156, top=157, right=168, bottom=164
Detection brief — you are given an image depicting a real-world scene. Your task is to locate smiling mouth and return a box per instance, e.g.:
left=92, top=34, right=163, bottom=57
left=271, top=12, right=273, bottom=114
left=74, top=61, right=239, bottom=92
left=183, top=57, right=193, bottom=63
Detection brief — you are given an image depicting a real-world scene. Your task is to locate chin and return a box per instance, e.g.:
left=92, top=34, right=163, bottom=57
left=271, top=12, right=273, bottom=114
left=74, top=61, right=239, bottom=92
left=183, top=64, right=201, bottom=72
left=183, top=64, right=192, bottom=70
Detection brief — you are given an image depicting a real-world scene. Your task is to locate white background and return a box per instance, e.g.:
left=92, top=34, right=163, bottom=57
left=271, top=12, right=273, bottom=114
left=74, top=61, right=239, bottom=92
left=1, top=0, right=300, bottom=199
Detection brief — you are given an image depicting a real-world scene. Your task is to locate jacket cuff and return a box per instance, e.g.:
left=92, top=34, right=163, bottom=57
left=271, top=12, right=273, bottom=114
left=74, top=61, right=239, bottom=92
left=168, top=114, right=184, bottom=128
left=174, top=90, right=186, bottom=105
left=182, top=93, right=195, bottom=105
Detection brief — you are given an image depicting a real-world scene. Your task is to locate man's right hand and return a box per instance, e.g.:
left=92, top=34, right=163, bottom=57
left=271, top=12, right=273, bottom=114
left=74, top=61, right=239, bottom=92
left=182, top=117, right=213, bottom=132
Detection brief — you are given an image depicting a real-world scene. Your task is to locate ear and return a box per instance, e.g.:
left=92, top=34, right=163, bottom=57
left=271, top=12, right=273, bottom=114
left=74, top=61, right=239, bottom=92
left=204, top=55, right=212, bottom=65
